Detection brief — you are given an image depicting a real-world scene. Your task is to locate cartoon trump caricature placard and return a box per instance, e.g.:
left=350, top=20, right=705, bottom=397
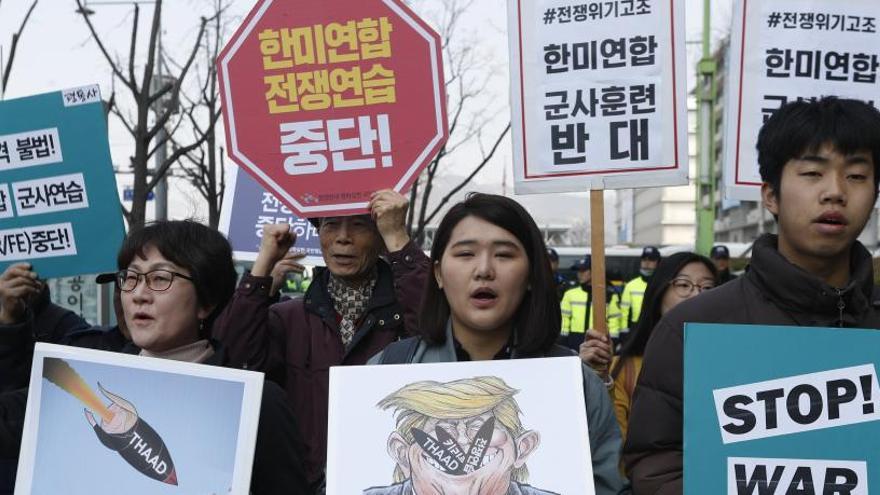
left=327, top=357, right=595, bottom=495
left=15, top=344, right=264, bottom=495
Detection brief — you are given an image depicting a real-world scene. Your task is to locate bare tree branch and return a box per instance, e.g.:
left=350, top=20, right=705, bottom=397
left=74, top=0, right=218, bottom=227
left=423, top=123, right=510, bottom=226
left=139, top=0, right=162, bottom=103
left=74, top=0, right=136, bottom=93
left=405, top=0, right=508, bottom=246
left=127, top=5, right=139, bottom=91
left=1, top=0, right=38, bottom=97
left=165, top=0, right=230, bottom=227
left=109, top=105, right=136, bottom=136
left=146, top=16, right=207, bottom=140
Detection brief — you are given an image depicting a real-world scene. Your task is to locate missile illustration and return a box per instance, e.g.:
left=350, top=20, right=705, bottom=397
left=42, top=357, right=179, bottom=486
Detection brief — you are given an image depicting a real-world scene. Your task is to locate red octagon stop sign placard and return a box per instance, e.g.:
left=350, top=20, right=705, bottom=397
left=218, top=0, right=448, bottom=217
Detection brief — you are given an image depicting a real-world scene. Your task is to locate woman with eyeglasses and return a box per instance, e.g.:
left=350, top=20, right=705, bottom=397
left=0, top=220, right=311, bottom=494
left=580, top=252, right=717, bottom=441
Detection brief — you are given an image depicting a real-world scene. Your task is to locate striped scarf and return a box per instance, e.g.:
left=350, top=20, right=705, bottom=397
left=327, top=269, right=378, bottom=346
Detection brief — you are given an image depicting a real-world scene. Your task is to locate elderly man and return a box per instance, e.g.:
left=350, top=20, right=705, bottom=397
left=213, top=189, right=429, bottom=489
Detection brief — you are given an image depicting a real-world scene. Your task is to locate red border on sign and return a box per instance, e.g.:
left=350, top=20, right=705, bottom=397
left=216, top=0, right=448, bottom=215
left=517, top=0, right=681, bottom=180
left=733, top=0, right=761, bottom=186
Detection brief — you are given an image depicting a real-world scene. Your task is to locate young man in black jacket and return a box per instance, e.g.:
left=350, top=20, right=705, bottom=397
left=622, top=97, right=880, bottom=494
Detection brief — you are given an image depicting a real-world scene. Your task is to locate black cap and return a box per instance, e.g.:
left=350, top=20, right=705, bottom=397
left=572, top=256, right=591, bottom=271
left=546, top=248, right=559, bottom=261
left=641, top=246, right=661, bottom=260
left=95, top=272, right=117, bottom=285
left=711, top=245, right=730, bottom=259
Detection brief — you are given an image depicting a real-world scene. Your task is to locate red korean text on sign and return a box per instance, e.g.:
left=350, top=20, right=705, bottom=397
left=218, top=0, right=448, bottom=217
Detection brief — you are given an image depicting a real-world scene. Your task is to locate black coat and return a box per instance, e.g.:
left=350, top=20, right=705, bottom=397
left=623, top=234, right=880, bottom=494
left=0, top=287, right=92, bottom=393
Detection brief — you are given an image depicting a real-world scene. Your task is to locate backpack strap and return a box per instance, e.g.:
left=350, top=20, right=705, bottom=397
left=378, top=336, right=421, bottom=364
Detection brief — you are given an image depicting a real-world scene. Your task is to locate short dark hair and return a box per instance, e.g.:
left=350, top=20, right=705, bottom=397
left=117, top=220, right=237, bottom=336
left=611, top=251, right=717, bottom=379
left=418, top=193, right=560, bottom=356
left=757, top=97, right=880, bottom=197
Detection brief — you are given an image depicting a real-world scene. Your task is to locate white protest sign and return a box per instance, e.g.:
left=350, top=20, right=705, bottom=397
left=16, top=344, right=265, bottom=495
left=723, top=0, right=880, bottom=200
left=728, top=457, right=868, bottom=495
left=327, top=357, right=595, bottom=494
left=713, top=364, right=880, bottom=444
left=508, top=0, right=688, bottom=193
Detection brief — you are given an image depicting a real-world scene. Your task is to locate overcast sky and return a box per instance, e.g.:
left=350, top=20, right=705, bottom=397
left=0, top=0, right=735, bottom=223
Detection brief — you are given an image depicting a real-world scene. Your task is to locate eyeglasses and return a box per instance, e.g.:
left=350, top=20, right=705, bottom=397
left=116, top=269, right=193, bottom=292
left=668, top=278, right=715, bottom=297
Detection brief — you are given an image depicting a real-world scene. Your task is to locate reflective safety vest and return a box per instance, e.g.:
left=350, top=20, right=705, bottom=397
left=620, top=276, right=648, bottom=330
left=560, top=286, right=622, bottom=339
left=284, top=276, right=312, bottom=294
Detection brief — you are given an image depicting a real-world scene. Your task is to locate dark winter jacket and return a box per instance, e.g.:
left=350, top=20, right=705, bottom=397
left=717, top=269, right=737, bottom=285
left=0, top=287, right=91, bottom=393
left=212, top=241, right=430, bottom=484
left=0, top=388, right=25, bottom=495
left=623, top=234, right=880, bottom=494
left=0, top=388, right=25, bottom=461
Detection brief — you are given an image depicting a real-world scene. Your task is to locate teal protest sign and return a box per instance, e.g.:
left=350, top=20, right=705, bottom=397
left=685, top=323, right=880, bottom=494
left=0, top=86, right=124, bottom=279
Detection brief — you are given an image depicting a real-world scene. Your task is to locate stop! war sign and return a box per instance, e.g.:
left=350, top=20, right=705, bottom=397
left=218, top=0, right=448, bottom=217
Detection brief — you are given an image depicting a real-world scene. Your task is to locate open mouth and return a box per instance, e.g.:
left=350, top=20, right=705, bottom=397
left=332, top=254, right=356, bottom=264
left=814, top=212, right=848, bottom=227
left=132, top=312, right=154, bottom=323
left=470, top=288, right=498, bottom=301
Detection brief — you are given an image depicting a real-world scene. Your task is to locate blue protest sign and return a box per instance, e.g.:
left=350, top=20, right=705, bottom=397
left=0, top=86, right=124, bottom=279
left=219, top=166, right=323, bottom=264
left=684, top=323, right=880, bottom=494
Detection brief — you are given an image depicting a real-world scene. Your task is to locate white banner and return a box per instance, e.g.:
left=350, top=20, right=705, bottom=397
left=723, top=0, right=880, bottom=200
left=508, top=0, right=688, bottom=193
left=0, top=222, right=77, bottom=262
left=327, top=357, right=595, bottom=494
left=727, top=457, right=868, bottom=495
left=0, top=128, right=63, bottom=171
left=713, top=364, right=880, bottom=444
left=12, top=173, right=89, bottom=217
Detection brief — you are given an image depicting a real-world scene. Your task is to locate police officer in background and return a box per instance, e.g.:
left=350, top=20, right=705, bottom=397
left=560, top=256, right=622, bottom=351
left=710, top=245, right=738, bottom=285
left=619, top=246, right=660, bottom=338
left=548, top=247, right=575, bottom=300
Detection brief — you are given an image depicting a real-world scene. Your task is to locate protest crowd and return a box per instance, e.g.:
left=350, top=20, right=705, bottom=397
left=0, top=95, right=878, bottom=494
left=5, top=0, right=880, bottom=490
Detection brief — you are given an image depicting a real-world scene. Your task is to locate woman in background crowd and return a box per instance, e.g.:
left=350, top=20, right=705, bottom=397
left=581, top=252, right=717, bottom=440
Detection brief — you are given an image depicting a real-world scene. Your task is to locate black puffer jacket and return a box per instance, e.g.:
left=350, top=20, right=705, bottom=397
left=623, top=234, right=880, bottom=494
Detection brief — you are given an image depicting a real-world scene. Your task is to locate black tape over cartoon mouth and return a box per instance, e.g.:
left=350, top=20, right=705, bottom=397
left=411, top=417, right=495, bottom=476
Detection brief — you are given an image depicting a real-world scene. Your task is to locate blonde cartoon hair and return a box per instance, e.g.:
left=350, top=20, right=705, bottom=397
left=377, top=376, right=530, bottom=483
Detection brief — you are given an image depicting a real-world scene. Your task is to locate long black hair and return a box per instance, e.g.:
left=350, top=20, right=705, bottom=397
left=418, top=193, right=560, bottom=356
left=611, top=251, right=717, bottom=379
